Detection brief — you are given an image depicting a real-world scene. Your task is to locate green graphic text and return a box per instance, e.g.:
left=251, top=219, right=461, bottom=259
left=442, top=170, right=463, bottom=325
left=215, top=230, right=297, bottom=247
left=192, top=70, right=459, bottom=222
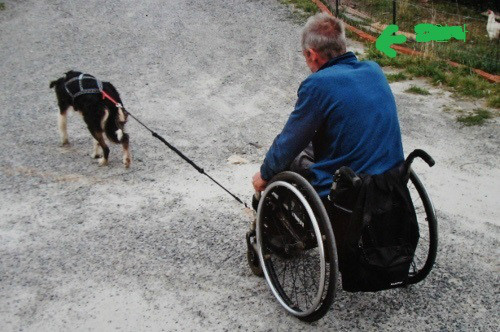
left=376, top=24, right=467, bottom=58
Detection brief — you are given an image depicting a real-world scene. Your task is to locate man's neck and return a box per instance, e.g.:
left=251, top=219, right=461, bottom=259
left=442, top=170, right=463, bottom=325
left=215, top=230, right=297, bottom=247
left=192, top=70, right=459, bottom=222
left=317, top=52, right=354, bottom=71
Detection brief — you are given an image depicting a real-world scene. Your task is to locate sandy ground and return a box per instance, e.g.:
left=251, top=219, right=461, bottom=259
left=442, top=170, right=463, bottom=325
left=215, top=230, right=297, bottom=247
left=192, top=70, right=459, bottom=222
left=0, top=0, right=499, bottom=330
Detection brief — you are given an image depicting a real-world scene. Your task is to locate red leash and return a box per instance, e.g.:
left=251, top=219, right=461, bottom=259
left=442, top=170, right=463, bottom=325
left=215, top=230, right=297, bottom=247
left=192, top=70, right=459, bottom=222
left=102, top=90, right=121, bottom=107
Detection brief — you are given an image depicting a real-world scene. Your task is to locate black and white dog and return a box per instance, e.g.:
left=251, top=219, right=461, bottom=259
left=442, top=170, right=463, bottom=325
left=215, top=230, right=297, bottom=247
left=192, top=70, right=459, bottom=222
left=50, top=70, right=131, bottom=168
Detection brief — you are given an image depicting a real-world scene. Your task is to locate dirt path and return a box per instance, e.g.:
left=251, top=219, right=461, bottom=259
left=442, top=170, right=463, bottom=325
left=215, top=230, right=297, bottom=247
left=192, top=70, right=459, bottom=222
left=0, top=0, right=498, bottom=330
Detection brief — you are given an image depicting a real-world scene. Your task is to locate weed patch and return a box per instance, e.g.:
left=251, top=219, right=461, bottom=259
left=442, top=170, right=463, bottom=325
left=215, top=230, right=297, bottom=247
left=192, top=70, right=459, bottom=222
left=457, top=108, right=493, bottom=126
left=405, top=85, right=431, bottom=95
left=365, top=44, right=500, bottom=107
left=280, top=0, right=319, bottom=14
left=386, top=72, right=409, bottom=82
left=487, top=94, right=500, bottom=108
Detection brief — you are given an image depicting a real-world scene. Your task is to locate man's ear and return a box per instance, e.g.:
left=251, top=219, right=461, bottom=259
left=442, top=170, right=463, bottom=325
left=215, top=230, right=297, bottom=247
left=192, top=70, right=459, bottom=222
left=308, top=48, right=322, bottom=62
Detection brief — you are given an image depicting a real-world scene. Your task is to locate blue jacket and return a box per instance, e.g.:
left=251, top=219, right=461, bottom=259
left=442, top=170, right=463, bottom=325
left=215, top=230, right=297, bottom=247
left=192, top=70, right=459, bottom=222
left=260, top=52, right=404, bottom=197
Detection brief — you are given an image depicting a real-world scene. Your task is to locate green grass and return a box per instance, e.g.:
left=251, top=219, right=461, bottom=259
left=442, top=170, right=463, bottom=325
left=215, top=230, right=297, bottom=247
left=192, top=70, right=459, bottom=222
left=429, top=41, right=499, bottom=76
left=280, top=0, right=319, bottom=14
left=457, top=108, right=493, bottom=126
left=0, top=3, right=5, bottom=11
left=365, top=44, right=500, bottom=106
left=386, top=72, right=409, bottom=82
left=487, top=94, right=500, bottom=108
left=405, top=85, right=431, bottom=95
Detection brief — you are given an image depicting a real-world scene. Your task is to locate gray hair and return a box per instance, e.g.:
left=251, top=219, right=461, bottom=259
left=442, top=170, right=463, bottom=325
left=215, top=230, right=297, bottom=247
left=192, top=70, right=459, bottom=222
left=301, top=12, right=347, bottom=59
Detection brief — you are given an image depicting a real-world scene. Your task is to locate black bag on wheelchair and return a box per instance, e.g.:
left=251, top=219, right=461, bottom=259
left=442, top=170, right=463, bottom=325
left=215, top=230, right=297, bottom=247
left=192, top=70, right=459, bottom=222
left=328, top=162, right=419, bottom=292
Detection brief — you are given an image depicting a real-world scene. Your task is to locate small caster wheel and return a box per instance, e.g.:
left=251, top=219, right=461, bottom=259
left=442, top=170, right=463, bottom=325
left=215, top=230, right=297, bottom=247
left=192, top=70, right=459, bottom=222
left=246, top=231, right=263, bottom=277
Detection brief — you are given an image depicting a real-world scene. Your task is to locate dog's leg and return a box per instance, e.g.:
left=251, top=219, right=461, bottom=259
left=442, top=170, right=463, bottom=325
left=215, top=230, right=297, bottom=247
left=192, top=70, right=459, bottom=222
left=58, top=110, right=69, bottom=146
left=94, top=131, right=110, bottom=166
left=91, top=139, right=102, bottom=159
left=121, top=133, right=131, bottom=168
left=96, top=107, right=110, bottom=166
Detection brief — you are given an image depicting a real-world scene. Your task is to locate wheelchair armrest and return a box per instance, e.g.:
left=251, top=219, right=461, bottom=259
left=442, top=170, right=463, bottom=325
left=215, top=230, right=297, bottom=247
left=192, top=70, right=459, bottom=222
left=405, top=149, right=435, bottom=168
left=402, top=149, right=435, bottom=182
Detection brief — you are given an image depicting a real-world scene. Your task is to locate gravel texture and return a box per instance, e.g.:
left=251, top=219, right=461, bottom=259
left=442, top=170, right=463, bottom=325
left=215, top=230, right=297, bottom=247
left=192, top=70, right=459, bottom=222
left=0, top=0, right=499, bottom=330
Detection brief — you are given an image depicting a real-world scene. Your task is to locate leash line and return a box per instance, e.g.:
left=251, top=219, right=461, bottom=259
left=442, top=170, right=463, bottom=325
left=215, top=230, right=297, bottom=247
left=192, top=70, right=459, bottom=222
left=203, top=173, right=247, bottom=206
left=124, top=110, right=249, bottom=208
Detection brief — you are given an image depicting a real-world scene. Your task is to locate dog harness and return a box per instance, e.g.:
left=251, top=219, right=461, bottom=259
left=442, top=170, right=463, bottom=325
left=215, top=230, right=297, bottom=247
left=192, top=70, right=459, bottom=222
left=64, top=73, right=103, bottom=99
left=64, top=73, right=122, bottom=108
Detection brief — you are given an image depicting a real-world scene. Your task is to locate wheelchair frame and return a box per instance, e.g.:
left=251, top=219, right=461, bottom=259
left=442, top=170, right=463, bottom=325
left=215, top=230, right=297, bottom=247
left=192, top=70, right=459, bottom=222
left=246, top=165, right=438, bottom=322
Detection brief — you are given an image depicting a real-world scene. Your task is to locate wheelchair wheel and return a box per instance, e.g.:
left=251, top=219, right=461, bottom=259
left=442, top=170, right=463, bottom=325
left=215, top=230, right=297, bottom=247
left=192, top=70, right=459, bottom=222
left=407, top=169, right=438, bottom=284
left=256, top=172, right=338, bottom=322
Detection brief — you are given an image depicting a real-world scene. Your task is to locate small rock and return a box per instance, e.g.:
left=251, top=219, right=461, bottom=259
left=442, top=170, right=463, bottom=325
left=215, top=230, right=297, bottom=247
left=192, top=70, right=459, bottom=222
left=227, top=155, right=249, bottom=165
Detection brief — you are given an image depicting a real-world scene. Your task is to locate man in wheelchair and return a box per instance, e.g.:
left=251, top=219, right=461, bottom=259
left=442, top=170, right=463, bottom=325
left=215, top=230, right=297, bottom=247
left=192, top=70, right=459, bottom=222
left=252, top=12, right=404, bottom=198
left=248, top=13, right=437, bottom=321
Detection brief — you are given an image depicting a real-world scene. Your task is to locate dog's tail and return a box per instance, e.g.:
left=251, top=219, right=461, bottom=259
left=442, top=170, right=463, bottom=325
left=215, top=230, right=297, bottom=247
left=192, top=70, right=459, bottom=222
left=49, top=77, right=64, bottom=89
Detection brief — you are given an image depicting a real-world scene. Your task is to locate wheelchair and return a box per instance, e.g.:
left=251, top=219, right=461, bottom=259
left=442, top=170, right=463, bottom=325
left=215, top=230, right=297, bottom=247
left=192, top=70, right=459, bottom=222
left=246, top=151, right=438, bottom=322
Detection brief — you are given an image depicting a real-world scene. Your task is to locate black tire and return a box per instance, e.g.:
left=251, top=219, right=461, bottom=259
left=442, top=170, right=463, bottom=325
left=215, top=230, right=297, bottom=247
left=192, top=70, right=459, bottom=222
left=256, top=172, right=339, bottom=322
left=407, top=170, right=438, bottom=284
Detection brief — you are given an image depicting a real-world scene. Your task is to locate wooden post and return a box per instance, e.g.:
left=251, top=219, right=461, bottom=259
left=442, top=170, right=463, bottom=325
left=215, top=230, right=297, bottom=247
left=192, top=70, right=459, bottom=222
left=393, top=0, right=396, bottom=25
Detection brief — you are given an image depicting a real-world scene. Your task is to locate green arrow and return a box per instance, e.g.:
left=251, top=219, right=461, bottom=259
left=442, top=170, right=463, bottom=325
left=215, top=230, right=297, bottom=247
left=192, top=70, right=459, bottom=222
left=376, top=25, right=407, bottom=58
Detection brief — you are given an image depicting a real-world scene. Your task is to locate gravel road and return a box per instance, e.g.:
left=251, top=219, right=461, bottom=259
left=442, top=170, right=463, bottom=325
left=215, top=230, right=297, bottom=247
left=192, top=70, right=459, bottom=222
left=0, top=0, right=499, bottom=330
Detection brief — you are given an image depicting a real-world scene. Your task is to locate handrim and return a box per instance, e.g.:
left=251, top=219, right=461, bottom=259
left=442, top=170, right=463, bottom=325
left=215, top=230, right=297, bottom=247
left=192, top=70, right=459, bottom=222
left=256, top=180, right=326, bottom=317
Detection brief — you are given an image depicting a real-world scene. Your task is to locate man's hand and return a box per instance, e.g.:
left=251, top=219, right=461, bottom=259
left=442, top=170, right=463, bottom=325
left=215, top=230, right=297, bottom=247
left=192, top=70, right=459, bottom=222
left=252, top=172, right=268, bottom=192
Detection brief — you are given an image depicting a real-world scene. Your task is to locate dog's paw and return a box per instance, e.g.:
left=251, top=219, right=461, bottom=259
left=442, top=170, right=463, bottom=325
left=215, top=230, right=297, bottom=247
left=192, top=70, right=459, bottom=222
left=123, top=151, right=131, bottom=168
left=60, top=140, right=70, bottom=147
left=123, top=156, right=131, bottom=168
left=91, top=153, right=103, bottom=159
left=98, top=158, right=108, bottom=166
